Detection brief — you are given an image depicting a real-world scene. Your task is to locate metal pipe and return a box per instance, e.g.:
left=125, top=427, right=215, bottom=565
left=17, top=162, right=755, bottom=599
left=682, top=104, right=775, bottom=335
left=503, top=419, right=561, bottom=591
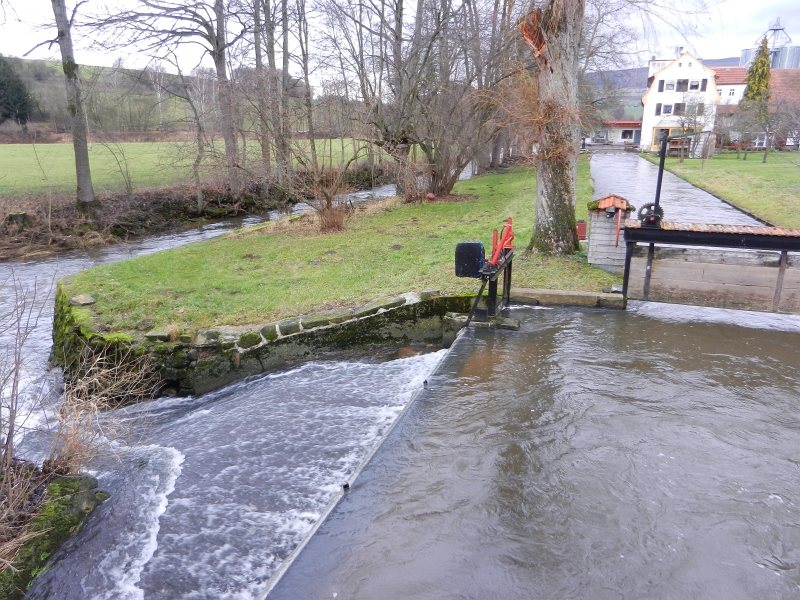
left=653, top=130, right=668, bottom=213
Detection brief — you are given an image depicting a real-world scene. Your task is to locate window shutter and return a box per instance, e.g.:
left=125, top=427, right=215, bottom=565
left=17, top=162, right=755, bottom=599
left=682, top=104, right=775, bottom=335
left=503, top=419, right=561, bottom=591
left=700, top=79, right=707, bottom=91
left=658, top=80, right=664, bottom=92
left=655, top=103, right=662, bottom=116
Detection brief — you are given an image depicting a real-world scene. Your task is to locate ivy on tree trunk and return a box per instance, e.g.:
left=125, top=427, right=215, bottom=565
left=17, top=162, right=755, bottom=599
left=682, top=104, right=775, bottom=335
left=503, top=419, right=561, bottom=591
left=519, top=2, right=584, bottom=254
left=51, top=0, right=96, bottom=207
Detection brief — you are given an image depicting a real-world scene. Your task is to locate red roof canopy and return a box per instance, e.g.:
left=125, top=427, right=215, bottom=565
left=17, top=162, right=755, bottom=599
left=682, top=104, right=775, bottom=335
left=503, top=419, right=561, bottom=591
left=602, top=121, right=642, bottom=127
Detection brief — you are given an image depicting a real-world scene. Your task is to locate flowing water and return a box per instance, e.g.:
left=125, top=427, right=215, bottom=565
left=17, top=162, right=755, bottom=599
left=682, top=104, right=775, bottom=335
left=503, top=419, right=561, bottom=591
left=590, top=152, right=762, bottom=226
left=3, top=155, right=799, bottom=598
left=269, top=305, right=800, bottom=599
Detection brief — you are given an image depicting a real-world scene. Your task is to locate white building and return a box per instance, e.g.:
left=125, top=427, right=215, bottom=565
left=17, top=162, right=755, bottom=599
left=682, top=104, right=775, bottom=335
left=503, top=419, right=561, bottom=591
left=714, top=67, right=748, bottom=105
left=639, top=52, right=719, bottom=153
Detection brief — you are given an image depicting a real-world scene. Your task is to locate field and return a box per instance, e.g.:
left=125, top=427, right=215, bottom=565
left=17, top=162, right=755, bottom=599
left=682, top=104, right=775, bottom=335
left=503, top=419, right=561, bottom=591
left=0, top=142, right=193, bottom=197
left=642, top=151, right=800, bottom=228
left=61, top=160, right=618, bottom=333
left=0, top=139, right=384, bottom=198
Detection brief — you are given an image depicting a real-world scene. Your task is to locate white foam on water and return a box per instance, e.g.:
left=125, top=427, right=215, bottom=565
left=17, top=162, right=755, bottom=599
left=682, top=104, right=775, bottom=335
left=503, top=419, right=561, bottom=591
left=93, top=445, right=184, bottom=600
left=628, top=300, right=800, bottom=333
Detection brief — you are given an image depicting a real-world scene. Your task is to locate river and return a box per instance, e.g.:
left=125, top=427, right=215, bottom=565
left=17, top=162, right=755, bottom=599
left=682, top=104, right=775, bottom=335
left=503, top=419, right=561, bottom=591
left=3, top=155, right=799, bottom=598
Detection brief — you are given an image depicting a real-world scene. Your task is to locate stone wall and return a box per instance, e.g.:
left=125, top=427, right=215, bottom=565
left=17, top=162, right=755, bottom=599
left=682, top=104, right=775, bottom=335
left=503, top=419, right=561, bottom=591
left=53, top=288, right=475, bottom=397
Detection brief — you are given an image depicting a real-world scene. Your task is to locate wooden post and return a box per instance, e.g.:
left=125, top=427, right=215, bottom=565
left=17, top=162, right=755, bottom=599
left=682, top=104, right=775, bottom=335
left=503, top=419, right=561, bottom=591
left=643, top=243, right=655, bottom=301
left=622, top=241, right=634, bottom=299
left=772, top=250, right=789, bottom=312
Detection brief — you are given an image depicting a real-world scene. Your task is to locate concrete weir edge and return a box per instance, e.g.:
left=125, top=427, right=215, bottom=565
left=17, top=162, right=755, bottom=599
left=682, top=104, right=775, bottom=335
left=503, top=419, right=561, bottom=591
left=53, top=287, right=625, bottom=399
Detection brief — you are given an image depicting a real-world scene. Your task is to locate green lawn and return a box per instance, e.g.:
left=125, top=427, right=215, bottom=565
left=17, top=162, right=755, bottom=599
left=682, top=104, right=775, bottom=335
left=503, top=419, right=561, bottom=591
left=0, top=142, right=191, bottom=197
left=0, top=139, right=388, bottom=198
left=642, top=152, right=800, bottom=228
left=62, top=160, right=618, bottom=334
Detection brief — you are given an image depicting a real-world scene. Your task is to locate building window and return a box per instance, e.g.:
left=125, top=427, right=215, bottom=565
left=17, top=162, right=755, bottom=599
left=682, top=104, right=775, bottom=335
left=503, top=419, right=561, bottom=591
left=655, top=103, right=662, bottom=116
left=697, top=103, right=704, bottom=115
left=678, top=62, right=682, bottom=67
left=729, top=88, right=735, bottom=96
left=658, top=80, right=664, bottom=92
left=663, top=105, right=673, bottom=114
left=689, top=80, right=700, bottom=90
left=676, top=79, right=689, bottom=92
left=674, top=103, right=686, bottom=116
left=688, top=62, right=692, bottom=67
left=717, top=88, right=722, bottom=95
left=621, top=130, right=634, bottom=139
left=665, top=81, right=675, bottom=91
left=701, top=79, right=708, bottom=91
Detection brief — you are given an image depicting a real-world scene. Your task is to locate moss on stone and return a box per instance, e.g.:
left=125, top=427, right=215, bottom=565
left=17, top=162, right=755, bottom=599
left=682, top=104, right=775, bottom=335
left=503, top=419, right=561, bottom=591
left=0, top=475, right=104, bottom=600
left=237, top=332, right=262, bottom=349
left=260, top=323, right=279, bottom=341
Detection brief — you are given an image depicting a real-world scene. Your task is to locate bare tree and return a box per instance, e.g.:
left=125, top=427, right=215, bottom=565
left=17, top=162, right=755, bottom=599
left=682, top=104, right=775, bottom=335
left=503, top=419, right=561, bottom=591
left=48, top=0, right=96, bottom=207
left=93, top=0, right=247, bottom=194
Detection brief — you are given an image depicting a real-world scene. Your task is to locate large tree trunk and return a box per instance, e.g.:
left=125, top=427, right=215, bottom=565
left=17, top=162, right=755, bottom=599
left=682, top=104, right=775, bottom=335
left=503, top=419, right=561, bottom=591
left=213, top=0, right=239, bottom=195
left=253, top=0, right=272, bottom=179
left=519, top=4, right=583, bottom=254
left=51, top=0, right=95, bottom=207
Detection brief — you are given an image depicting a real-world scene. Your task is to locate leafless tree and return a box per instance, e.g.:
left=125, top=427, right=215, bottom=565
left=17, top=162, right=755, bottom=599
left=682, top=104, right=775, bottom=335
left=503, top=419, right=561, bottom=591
left=26, top=0, right=97, bottom=207
left=92, top=0, right=248, bottom=194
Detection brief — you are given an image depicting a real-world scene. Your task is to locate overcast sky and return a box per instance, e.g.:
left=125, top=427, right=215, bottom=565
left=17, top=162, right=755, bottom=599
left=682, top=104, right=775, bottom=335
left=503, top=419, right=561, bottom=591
left=0, top=0, right=798, bottom=71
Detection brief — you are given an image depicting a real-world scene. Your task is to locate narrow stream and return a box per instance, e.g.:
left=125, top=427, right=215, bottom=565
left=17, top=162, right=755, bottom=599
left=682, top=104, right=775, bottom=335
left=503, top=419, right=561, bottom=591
left=3, top=155, right=797, bottom=598
left=590, top=152, right=761, bottom=226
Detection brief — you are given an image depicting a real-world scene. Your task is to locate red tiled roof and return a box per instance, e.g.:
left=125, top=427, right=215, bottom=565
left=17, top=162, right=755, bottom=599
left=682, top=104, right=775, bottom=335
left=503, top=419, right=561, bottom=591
left=713, top=67, right=748, bottom=85
left=602, top=121, right=642, bottom=127
left=771, top=69, right=800, bottom=104
left=597, top=195, right=630, bottom=210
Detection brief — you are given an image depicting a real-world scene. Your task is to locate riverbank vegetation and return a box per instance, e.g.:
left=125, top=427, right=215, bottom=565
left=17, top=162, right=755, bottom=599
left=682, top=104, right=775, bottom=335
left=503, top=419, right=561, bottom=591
left=641, top=152, right=800, bottom=228
left=59, top=163, right=618, bottom=334
left=0, top=279, right=156, bottom=596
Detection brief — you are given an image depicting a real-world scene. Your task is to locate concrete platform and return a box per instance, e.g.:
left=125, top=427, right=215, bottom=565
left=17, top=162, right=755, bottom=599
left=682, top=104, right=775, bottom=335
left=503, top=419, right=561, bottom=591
left=510, top=288, right=625, bottom=309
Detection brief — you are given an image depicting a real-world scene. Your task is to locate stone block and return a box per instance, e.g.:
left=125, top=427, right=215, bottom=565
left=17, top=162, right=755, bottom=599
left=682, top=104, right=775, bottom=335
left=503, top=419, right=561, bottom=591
left=238, top=331, right=262, bottom=349
left=353, top=296, right=407, bottom=318
left=69, top=294, right=96, bottom=306
left=421, top=289, right=441, bottom=300
left=301, top=315, right=332, bottom=330
left=144, top=329, right=171, bottom=342
left=260, top=323, right=279, bottom=341
left=279, top=319, right=301, bottom=336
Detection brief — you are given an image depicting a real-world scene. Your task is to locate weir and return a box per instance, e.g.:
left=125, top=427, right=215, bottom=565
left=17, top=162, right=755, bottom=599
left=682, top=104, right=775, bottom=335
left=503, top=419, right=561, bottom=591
left=8, top=150, right=798, bottom=599
left=591, top=133, right=800, bottom=314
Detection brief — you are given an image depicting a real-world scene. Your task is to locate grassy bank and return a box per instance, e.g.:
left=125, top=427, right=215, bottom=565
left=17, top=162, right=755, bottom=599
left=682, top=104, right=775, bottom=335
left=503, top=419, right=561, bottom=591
left=642, top=152, right=800, bottom=228
left=61, top=161, right=618, bottom=333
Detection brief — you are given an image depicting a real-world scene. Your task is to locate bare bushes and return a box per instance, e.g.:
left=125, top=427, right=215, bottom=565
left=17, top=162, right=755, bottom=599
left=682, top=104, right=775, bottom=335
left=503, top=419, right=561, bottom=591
left=396, top=160, right=432, bottom=203
left=0, top=276, right=158, bottom=575
left=50, top=343, right=160, bottom=475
